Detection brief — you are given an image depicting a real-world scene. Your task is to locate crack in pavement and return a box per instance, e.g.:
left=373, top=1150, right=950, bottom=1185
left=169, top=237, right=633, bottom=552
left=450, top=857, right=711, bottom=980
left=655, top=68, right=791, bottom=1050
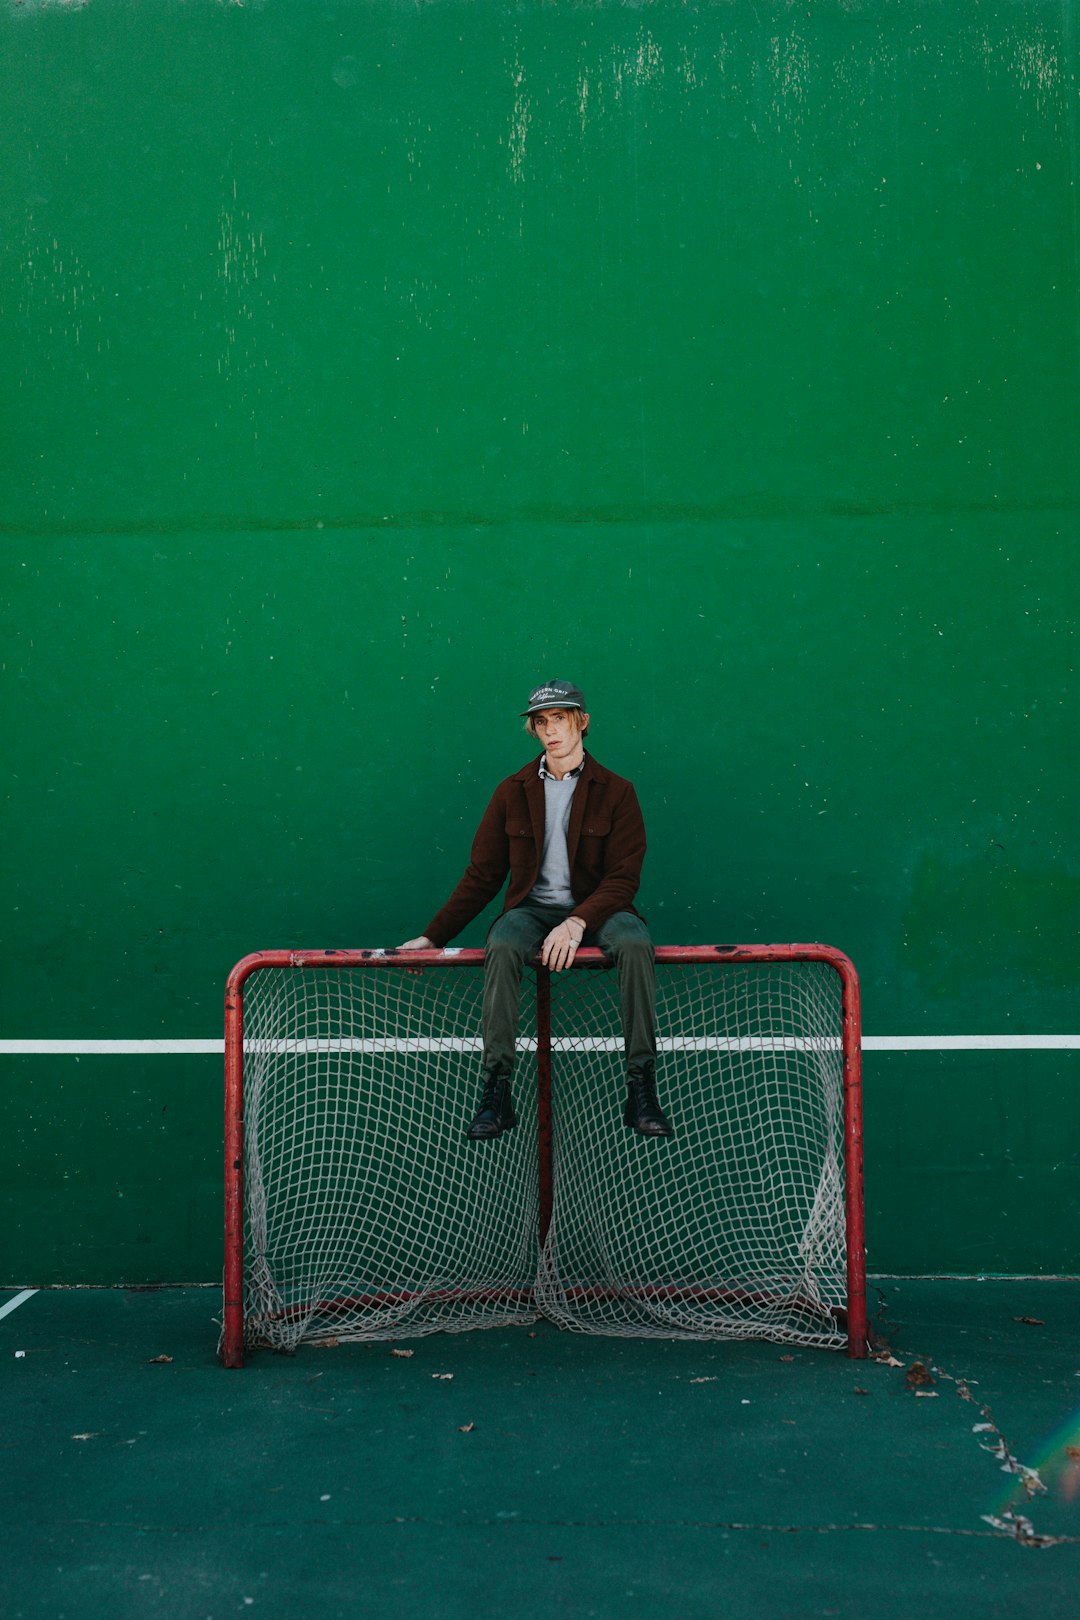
left=871, top=1288, right=1069, bottom=1550
left=19, top=1515, right=1080, bottom=1542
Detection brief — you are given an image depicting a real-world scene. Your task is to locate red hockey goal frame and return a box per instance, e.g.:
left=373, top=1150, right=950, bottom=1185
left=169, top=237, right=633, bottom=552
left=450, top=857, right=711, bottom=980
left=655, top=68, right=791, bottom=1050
left=222, top=943, right=866, bottom=1365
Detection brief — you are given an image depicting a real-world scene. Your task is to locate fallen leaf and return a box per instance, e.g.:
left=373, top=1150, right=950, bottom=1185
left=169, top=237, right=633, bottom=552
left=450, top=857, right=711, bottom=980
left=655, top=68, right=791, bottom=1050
left=432, top=1373, right=454, bottom=1381
left=905, top=1361, right=935, bottom=1389
left=458, top=1422, right=475, bottom=1433
left=1013, top=1316, right=1045, bottom=1326
left=389, top=1349, right=414, bottom=1359
left=982, top=1511, right=1065, bottom=1548
left=875, top=1353, right=903, bottom=1368
left=71, top=1433, right=99, bottom=1442
left=779, top=1355, right=795, bottom=1363
left=914, top=1390, right=939, bottom=1399
left=1001, top=1458, right=1046, bottom=1495
left=147, top=1355, right=173, bottom=1365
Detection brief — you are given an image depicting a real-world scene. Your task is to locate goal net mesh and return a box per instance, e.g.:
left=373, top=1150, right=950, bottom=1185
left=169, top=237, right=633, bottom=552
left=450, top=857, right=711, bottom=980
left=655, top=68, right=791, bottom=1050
left=239, top=962, right=540, bottom=1351
left=235, top=955, right=849, bottom=1354
left=538, top=960, right=846, bottom=1347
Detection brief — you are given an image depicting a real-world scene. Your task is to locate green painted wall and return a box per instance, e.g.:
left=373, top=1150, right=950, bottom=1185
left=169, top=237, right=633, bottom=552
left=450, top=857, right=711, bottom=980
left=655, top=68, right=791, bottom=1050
left=2, top=1, right=1076, bottom=1285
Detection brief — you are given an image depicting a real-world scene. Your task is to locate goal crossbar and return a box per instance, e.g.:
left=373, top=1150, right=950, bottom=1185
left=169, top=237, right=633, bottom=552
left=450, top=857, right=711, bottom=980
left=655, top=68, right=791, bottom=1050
left=222, top=944, right=866, bottom=1365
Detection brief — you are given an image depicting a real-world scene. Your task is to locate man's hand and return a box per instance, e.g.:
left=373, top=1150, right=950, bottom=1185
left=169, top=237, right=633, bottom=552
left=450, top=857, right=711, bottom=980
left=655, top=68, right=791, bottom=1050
left=399, top=936, right=435, bottom=951
left=540, top=917, right=586, bottom=973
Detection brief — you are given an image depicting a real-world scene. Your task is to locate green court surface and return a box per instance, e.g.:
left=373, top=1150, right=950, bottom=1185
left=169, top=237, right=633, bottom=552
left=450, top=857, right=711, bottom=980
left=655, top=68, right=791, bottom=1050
left=4, top=1282, right=1077, bottom=1619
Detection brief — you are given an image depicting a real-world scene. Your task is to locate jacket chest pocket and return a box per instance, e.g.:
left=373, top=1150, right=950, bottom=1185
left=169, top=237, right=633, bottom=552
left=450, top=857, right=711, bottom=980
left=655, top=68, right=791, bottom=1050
left=506, top=820, right=535, bottom=867
left=581, top=816, right=611, bottom=839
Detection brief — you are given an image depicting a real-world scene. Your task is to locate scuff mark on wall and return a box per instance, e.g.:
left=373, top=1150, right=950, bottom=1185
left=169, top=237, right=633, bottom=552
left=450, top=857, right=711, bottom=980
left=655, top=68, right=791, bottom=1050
left=216, top=180, right=270, bottom=381
left=678, top=45, right=700, bottom=91
left=13, top=219, right=103, bottom=363
left=10, top=0, right=91, bottom=13
left=768, top=28, right=811, bottom=132
left=1012, top=30, right=1063, bottom=118
left=612, top=30, right=664, bottom=100
left=508, top=57, right=532, bottom=184
left=577, top=66, right=591, bottom=137
left=402, top=278, right=450, bottom=332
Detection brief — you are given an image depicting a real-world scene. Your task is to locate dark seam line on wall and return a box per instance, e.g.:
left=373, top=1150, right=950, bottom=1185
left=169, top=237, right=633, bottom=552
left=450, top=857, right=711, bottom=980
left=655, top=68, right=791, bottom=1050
left=3, top=497, right=1080, bottom=538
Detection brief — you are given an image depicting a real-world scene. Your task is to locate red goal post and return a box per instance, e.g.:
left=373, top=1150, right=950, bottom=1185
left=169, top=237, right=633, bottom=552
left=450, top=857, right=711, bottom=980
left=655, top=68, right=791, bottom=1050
left=222, top=944, right=866, bottom=1366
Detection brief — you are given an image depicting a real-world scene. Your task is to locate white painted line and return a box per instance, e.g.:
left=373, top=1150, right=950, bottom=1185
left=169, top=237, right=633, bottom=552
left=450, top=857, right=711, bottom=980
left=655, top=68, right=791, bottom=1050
left=0, top=1289, right=38, bottom=1323
left=863, top=1036, right=1080, bottom=1051
left=0, top=1040, right=223, bottom=1055
left=0, top=1036, right=1077, bottom=1055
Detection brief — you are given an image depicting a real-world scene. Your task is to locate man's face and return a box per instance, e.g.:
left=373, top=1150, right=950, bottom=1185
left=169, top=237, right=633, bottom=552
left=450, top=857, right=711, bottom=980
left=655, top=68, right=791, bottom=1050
left=533, top=708, right=587, bottom=765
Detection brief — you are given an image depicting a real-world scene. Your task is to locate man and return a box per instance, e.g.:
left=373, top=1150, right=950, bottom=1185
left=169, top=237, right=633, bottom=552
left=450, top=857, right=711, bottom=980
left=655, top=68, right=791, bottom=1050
left=400, top=680, right=674, bottom=1141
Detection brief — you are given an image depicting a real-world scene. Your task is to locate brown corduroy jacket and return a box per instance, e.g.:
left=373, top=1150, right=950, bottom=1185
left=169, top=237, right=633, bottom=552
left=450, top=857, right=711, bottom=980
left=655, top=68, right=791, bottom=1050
left=423, top=753, right=646, bottom=947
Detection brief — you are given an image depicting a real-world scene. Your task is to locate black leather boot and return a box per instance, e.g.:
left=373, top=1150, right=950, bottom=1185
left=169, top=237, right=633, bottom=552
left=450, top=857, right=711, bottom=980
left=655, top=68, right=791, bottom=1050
left=624, top=1061, right=674, bottom=1137
left=466, top=1063, right=517, bottom=1140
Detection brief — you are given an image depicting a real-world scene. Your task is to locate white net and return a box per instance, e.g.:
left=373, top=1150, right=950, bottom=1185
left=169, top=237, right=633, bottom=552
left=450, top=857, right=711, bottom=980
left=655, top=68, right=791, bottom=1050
left=239, top=961, right=539, bottom=1351
left=537, top=960, right=848, bottom=1348
left=233, top=953, right=850, bottom=1354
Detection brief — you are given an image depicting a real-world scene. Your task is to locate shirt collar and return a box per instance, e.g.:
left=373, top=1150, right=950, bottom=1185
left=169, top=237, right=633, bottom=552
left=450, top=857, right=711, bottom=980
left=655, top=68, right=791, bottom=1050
left=538, top=754, right=585, bottom=782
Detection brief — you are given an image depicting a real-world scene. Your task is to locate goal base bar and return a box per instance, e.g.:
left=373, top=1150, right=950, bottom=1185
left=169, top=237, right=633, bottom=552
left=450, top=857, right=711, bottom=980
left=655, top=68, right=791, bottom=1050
left=240, top=1285, right=849, bottom=1352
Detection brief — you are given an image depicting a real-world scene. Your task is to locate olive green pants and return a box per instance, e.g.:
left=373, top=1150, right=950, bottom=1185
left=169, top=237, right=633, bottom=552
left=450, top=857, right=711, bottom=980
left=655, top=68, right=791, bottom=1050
left=482, top=904, right=656, bottom=1073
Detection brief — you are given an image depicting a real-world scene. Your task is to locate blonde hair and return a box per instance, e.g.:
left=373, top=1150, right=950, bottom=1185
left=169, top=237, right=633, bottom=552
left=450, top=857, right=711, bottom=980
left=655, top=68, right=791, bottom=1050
left=525, top=708, right=590, bottom=741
